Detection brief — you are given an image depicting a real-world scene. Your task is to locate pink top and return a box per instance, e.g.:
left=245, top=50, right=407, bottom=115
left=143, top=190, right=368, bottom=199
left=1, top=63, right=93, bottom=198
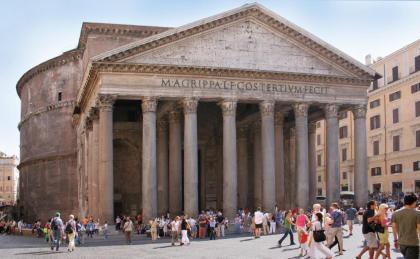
left=296, top=215, right=306, bottom=227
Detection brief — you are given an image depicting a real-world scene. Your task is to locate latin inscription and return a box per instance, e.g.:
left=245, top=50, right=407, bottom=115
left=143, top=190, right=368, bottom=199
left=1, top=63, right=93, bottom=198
left=161, top=79, right=328, bottom=95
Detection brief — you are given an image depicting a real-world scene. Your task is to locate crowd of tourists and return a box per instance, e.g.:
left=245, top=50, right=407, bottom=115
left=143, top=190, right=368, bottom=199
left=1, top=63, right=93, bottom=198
left=5, top=193, right=420, bottom=258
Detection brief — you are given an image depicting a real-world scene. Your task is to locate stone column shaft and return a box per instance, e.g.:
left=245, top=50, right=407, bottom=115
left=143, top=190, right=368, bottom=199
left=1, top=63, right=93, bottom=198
left=260, top=100, right=276, bottom=211
left=85, top=118, right=93, bottom=216
left=353, top=105, right=368, bottom=208
left=91, top=115, right=100, bottom=218
left=253, top=122, right=262, bottom=208
left=183, top=98, right=199, bottom=217
left=221, top=100, right=238, bottom=220
left=157, top=119, right=169, bottom=215
left=324, top=104, right=340, bottom=206
left=142, top=97, right=158, bottom=222
left=308, top=122, right=317, bottom=204
left=289, top=128, right=296, bottom=209
left=97, top=95, right=115, bottom=223
left=294, top=103, right=310, bottom=210
left=237, top=126, right=248, bottom=210
left=275, top=112, right=285, bottom=209
left=168, top=110, right=183, bottom=215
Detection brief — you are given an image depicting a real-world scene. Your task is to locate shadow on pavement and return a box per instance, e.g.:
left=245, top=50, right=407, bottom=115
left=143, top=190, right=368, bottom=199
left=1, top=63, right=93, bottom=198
left=15, top=251, right=65, bottom=256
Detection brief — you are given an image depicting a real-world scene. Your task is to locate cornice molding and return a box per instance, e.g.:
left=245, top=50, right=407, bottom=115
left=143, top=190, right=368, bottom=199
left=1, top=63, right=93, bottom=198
left=77, top=62, right=371, bottom=112
left=16, top=49, right=83, bottom=98
left=18, top=100, right=75, bottom=130
left=77, top=23, right=171, bottom=49
left=18, top=151, right=77, bottom=170
left=97, top=5, right=374, bottom=80
left=16, top=24, right=170, bottom=99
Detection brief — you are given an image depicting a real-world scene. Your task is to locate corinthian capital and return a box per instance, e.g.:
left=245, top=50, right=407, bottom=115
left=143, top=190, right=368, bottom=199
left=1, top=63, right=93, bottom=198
left=324, top=103, right=339, bottom=119
left=293, top=103, right=309, bottom=117
left=274, top=111, right=285, bottom=126
left=168, top=109, right=182, bottom=123
left=308, top=121, right=317, bottom=134
left=259, top=100, right=275, bottom=117
left=352, top=104, right=367, bottom=119
left=219, top=99, right=237, bottom=116
left=89, top=107, right=99, bottom=121
left=141, top=97, right=158, bottom=113
left=97, top=94, right=117, bottom=109
left=85, top=117, right=93, bottom=131
left=182, top=97, right=199, bottom=114
left=157, top=118, right=168, bottom=132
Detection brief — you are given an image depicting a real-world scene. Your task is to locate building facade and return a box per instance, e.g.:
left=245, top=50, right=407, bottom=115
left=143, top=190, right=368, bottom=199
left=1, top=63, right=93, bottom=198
left=0, top=152, right=19, bottom=206
left=17, top=4, right=375, bottom=222
left=316, top=40, right=420, bottom=196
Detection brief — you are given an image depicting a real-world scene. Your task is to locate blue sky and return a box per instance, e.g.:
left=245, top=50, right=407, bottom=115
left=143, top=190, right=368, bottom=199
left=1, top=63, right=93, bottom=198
left=0, top=0, right=419, bottom=158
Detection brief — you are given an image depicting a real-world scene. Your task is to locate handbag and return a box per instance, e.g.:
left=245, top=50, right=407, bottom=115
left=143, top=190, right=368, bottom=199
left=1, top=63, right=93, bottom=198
left=312, top=223, right=326, bottom=242
left=369, top=221, right=385, bottom=233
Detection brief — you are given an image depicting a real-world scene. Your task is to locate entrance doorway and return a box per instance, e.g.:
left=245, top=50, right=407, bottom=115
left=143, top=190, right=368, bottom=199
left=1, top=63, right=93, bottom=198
left=392, top=182, right=403, bottom=196
left=372, top=183, right=381, bottom=193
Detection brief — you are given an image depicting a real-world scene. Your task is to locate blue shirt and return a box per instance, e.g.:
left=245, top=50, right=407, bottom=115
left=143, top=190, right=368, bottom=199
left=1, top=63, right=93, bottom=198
left=331, top=210, right=343, bottom=228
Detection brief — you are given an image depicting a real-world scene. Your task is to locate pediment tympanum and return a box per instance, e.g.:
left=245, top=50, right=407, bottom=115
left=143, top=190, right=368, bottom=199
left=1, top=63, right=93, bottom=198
left=123, top=19, right=348, bottom=77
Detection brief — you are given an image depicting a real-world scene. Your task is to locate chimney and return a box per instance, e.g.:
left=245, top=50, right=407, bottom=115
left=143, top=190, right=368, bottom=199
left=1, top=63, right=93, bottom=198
left=365, top=54, right=372, bottom=65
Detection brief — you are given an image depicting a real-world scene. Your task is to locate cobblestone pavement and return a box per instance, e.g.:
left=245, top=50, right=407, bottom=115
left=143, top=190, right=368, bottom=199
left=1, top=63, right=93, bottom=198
left=0, top=224, right=404, bottom=259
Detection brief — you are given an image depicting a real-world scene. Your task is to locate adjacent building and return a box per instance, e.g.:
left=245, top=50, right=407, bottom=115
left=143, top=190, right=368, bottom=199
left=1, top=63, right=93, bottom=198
left=0, top=152, right=19, bottom=206
left=316, top=40, right=420, bottom=196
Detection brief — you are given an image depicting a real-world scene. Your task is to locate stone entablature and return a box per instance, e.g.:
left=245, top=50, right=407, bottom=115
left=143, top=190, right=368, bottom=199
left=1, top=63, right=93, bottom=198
left=77, top=64, right=370, bottom=112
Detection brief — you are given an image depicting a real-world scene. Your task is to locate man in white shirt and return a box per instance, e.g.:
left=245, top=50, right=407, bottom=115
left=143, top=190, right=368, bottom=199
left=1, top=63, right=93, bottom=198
left=254, top=207, right=264, bottom=238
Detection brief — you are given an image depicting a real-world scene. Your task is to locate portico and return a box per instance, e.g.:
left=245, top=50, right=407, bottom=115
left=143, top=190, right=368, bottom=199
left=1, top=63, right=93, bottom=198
left=74, top=3, right=376, bottom=223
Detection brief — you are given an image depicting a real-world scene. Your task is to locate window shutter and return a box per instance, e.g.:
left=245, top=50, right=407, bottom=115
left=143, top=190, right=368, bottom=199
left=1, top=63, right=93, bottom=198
left=392, top=66, right=399, bottom=81
left=415, top=55, right=420, bottom=72
left=416, top=101, right=420, bottom=117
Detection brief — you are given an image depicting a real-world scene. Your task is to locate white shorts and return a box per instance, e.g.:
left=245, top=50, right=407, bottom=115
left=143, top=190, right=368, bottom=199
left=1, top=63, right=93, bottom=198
left=363, top=232, right=378, bottom=248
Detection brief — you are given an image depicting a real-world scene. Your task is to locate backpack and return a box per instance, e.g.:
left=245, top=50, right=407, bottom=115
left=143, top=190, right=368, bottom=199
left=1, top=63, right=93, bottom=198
left=65, top=222, right=73, bottom=234
left=51, top=218, right=58, bottom=231
left=312, top=222, right=326, bottom=242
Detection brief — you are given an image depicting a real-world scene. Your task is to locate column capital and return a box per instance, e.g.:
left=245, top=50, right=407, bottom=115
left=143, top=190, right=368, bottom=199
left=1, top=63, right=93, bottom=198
left=308, top=121, right=317, bottom=133
left=324, top=103, right=339, bottom=119
left=89, top=107, right=99, bottom=121
left=168, top=109, right=182, bottom=123
left=157, top=118, right=168, bottom=132
left=182, top=97, right=199, bottom=114
left=274, top=111, right=285, bottom=126
left=352, top=104, right=367, bottom=119
left=293, top=103, right=309, bottom=117
left=259, top=100, right=275, bottom=117
left=237, top=125, right=248, bottom=139
left=219, top=99, right=237, bottom=116
left=85, top=117, right=93, bottom=131
left=97, top=94, right=117, bottom=110
left=142, top=97, right=158, bottom=113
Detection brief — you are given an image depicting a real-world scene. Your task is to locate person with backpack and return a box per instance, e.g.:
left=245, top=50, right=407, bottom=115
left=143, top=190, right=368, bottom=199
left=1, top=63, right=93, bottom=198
left=308, top=212, right=334, bottom=259
left=50, top=212, right=64, bottom=251
left=65, top=215, right=77, bottom=252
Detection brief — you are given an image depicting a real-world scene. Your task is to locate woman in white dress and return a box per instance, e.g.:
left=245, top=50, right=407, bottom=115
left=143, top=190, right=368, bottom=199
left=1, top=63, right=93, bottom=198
left=308, top=212, right=334, bottom=259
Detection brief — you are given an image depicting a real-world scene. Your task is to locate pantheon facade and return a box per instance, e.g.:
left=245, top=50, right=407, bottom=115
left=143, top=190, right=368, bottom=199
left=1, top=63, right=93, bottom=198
left=17, top=4, right=378, bottom=222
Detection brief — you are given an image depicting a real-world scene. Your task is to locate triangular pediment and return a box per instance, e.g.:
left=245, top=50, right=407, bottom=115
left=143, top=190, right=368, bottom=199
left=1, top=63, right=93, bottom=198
left=123, top=19, right=349, bottom=76
left=93, top=3, right=376, bottom=79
